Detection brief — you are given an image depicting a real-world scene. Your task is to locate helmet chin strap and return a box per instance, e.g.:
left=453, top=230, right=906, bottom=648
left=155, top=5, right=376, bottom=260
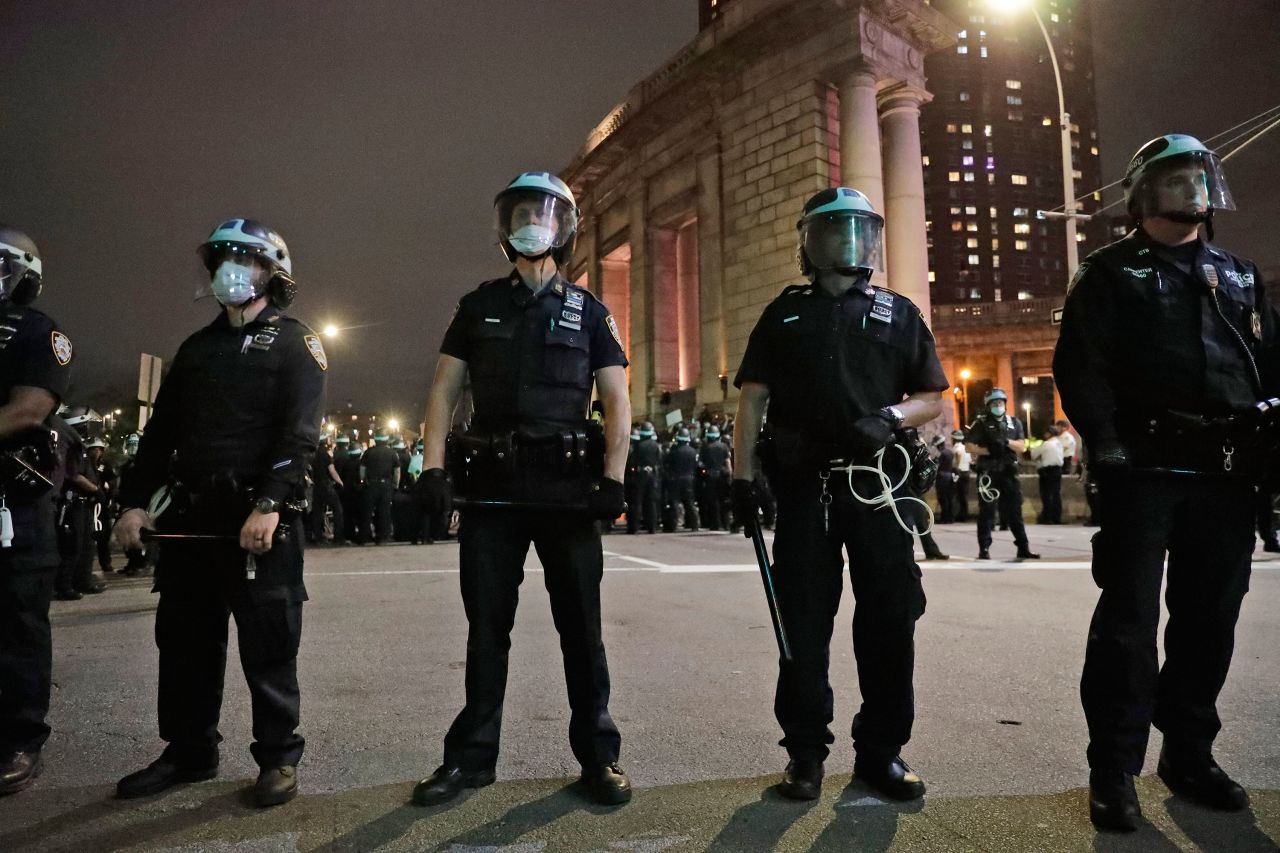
left=517, top=254, right=557, bottom=289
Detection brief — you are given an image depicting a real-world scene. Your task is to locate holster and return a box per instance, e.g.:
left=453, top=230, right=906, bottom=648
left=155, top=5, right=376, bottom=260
left=1118, top=407, right=1268, bottom=479
left=447, top=422, right=604, bottom=503
left=0, top=429, right=58, bottom=502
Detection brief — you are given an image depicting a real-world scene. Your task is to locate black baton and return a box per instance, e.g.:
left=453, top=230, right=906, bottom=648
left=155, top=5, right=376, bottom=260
left=749, top=523, right=792, bottom=661
left=140, top=529, right=239, bottom=542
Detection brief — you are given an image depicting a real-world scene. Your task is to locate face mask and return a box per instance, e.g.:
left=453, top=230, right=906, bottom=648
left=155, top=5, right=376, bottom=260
left=210, top=260, right=262, bottom=306
left=990, top=404, right=1006, bottom=417
left=508, top=224, right=557, bottom=257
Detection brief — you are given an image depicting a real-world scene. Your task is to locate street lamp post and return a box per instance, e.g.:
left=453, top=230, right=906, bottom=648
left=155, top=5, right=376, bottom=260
left=959, top=368, right=972, bottom=425
left=1022, top=401, right=1033, bottom=438
left=992, top=0, right=1079, bottom=278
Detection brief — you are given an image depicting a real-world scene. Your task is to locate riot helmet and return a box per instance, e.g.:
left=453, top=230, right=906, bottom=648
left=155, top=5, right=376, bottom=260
left=984, top=388, right=1008, bottom=417
left=494, top=172, right=579, bottom=265
left=196, top=218, right=296, bottom=308
left=0, top=224, right=43, bottom=306
left=1123, top=134, right=1234, bottom=226
left=797, top=188, right=885, bottom=278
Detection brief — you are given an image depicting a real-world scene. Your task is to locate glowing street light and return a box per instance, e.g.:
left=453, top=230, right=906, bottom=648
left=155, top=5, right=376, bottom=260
left=387, top=418, right=399, bottom=431
left=1022, top=401, right=1033, bottom=438
left=323, top=324, right=339, bottom=338
left=959, top=368, right=973, bottom=424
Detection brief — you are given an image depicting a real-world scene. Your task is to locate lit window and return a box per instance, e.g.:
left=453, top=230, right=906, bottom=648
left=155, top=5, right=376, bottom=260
left=948, top=171, right=961, bottom=182
left=962, top=155, right=974, bottom=166
left=968, top=254, right=981, bottom=266
left=965, top=206, right=978, bottom=215
left=959, top=92, right=971, bottom=102
left=951, top=221, right=963, bottom=232
left=987, top=173, right=996, bottom=185
left=980, top=46, right=988, bottom=58
left=958, top=29, right=967, bottom=39
left=967, top=238, right=979, bottom=249
left=964, top=172, right=975, bottom=182
left=949, top=206, right=962, bottom=215
left=922, top=155, right=930, bottom=166
left=992, top=257, right=1000, bottom=270
left=1007, top=95, right=1022, bottom=105
left=1090, top=146, right=1099, bottom=156
left=1077, top=232, right=1087, bottom=242
left=991, top=239, right=999, bottom=250
left=957, top=45, right=968, bottom=54
left=1015, top=240, right=1030, bottom=250
left=962, top=139, right=974, bottom=150
left=1006, top=80, right=1021, bottom=89
left=989, top=206, right=997, bottom=217
left=1043, top=116, right=1054, bottom=126
left=1019, top=290, right=1035, bottom=299
left=1014, top=223, right=1031, bottom=234
left=986, top=156, right=996, bottom=171
left=1013, top=207, right=1029, bottom=216
left=962, top=123, right=973, bottom=133
left=1050, top=12, right=1059, bottom=22
left=946, top=123, right=957, bottom=133
left=970, top=288, right=982, bottom=299
left=1011, top=174, right=1028, bottom=185
left=1008, top=110, right=1023, bottom=121
left=967, top=222, right=979, bottom=232
left=1073, top=169, right=1083, bottom=179
left=928, top=271, right=936, bottom=282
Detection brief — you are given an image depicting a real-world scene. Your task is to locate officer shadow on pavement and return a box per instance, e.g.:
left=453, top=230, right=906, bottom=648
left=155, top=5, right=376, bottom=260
left=807, top=780, right=924, bottom=853
left=1161, top=797, right=1277, bottom=853
left=433, top=782, right=603, bottom=850
left=705, top=782, right=818, bottom=852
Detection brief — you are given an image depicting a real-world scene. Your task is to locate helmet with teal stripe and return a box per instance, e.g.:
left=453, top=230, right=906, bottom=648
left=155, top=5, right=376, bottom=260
left=494, top=172, right=580, bottom=266
left=196, top=218, right=297, bottom=308
left=1123, top=134, right=1234, bottom=224
left=797, top=187, right=884, bottom=277
left=0, top=224, right=43, bottom=306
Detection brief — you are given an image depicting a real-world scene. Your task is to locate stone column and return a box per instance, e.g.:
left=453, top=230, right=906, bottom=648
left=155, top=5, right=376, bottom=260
left=996, top=351, right=1015, bottom=410
left=696, top=148, right=727, bottom=409
left=880, top=85, right=932, bottom=316
left=838, top=69, right=885, bottom=213
left=627, top=188, right=651, bottom=419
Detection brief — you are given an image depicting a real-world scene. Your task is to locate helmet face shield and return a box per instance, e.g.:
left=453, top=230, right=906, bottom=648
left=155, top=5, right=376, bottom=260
left=1140, top=151, right=1235, bottom=219
left=800, top=212, right=884, bottom=273
left=0, top=246, right=41, bottom=303
left=194, top=247, right=273, bottom=306
left=495, top=190, right=578, bottom=258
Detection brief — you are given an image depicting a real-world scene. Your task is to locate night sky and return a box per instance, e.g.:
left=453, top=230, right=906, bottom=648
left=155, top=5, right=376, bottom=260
left=3, top=1, right=1277, bottom=425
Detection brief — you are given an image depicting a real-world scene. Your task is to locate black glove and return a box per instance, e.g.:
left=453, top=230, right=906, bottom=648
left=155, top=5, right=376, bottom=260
left=851, top=412, right=896, bottom=455
left=419, top=468, right=452, bottom=514
left=732, top=478, right=761, bottom=538
left=587, top=477, right=626, bottom=520
left=1090, top=439, right=1131, bottom=473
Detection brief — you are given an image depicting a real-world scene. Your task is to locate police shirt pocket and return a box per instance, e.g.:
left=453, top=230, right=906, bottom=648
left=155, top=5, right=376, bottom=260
left=471, top=321, right=515, bottom=375
left=544, top=330, right=591, bottom=387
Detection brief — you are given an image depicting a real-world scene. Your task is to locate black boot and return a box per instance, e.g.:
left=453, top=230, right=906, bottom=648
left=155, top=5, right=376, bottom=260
left=412, top=765, right=496, bottom=806
left=582, top=763, right=632, bottom=805
left=1157, top=747, right=1248, bottom=811
left=778, top=758, right=823, bottom=800
left=253, top=766, right=298, bottom=807
left=116, top=755, right=218, bottom=798
left=977, top=549, right=991, bottom=560
left=1089, top=768, right=1141, bottom=832
left=1015, top=548, right=1041, bottom=560
left=853, top=754, right=925, bottom=801
left=0, top=751, right=42, bottom=795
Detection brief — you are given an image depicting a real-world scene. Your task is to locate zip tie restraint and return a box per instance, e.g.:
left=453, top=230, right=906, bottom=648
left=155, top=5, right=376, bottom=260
left=830, top=443, right=935, bottom=537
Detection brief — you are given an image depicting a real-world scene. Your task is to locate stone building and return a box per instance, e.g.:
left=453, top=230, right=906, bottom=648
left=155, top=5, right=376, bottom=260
left=562, top=0, right=955, bottom=422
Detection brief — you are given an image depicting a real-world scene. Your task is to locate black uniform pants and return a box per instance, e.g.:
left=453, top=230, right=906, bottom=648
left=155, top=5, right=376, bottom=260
left=0, top=566, right=56, bottom=753
left=341, top=487, right=364, bottom=542
left=55, top=500, right=94, bottom=593
left=935, top=475, right=955, bottom=524
left=1038, top=466, right=1063, bottom=524
left=628, top=471, right=659, bottom=534
left=1255, top=489, right=1277, bottom=546
left=364, top=480, right=394, bottom=543
left=309, top=482, right=344, bottom=543
left=702, top=473, right=732, bottom=530
left=976, top=470, right=1029, bottom=551
left=669, top=476, right=699, bottom=530
left=1081, top=474, right=1253, bottom=774
left=771, top=473, right=926, bottom=762
left=954, top=471, right=970, bottom=522
left=443, top=509, right=620, bottom=772
left=94, top=503, right=112, bottom=569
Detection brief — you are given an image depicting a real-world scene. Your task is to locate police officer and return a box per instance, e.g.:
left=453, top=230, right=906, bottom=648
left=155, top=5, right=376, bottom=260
left=664, top=428, right=700, bottom=532
left=950, top=429, right=971, bottom=522
left=628, top=422, right=661, bottom=534
left=333, top=435, right=363, bottom=543
left=90, top=434, right=117, bottom=573
left=0, top=225, right=73, bottom=794
left=360, top=432, right=399, bottom=544
left=699, top=425, right=733, bottom=530
left=113, top=218, right=325, bottom=807
left=933, top=434, right=956, bottom=524
left=731, top=188, right=947, bottom=801
left=413, top=172, right=633, bottom=807
left=966, top=389, right=1039, bottom=561
left=118, top=433, right=149, bottom=575
left=54, top=407, right=107, bottom=598
left=1054, top=135, right=1270, bottom=832
left=308, top=435, right=344, bottom=545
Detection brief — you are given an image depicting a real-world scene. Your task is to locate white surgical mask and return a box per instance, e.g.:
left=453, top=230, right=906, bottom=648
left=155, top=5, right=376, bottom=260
left=210, top=260, right=261, bottom=306
left=508, top=223, right=557, bottom=257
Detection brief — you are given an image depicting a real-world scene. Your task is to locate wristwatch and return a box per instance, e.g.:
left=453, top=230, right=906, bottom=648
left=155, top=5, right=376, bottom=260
left=254, top=496, right=282, bottom=514
left=881, top=406, right=906, bottom=429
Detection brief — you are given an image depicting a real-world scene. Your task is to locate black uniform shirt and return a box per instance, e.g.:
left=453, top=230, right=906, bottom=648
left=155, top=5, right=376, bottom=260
left=666, top=443, right=699, bottom=478
left=119, top=308, right=326, bottom=508
left=361, top=444, right=399, bottom=482
left=735, top=281, right=948, bottom=443
left=937, top=446, right=954, bottom=473
left=0, top=305, right=72, bottom=565
left=700, top=439, right=731, bottom=473
left=312, top=446, right=335, bottom=487
left=440, top=272, right=627, bottom=438
left=633, top=438, right=661, bottom=469
left=1054, top=229, right=1277, bottom=447
left=335, top=451, right=363, bottom=486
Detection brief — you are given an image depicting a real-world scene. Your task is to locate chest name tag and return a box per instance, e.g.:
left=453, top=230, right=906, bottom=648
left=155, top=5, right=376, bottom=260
left=247, top=329, right=279, bottom=352
left=869, top=304, right=893, bottom=324
left=564, top=290, right=585, bottom=310
left=484, top=317, right=502, bottom=323
left=1123, top=266, right=1152, bottom=280
left=873, top=291, right=895, bottom=308
left=782, top=315, right=799, bottom=324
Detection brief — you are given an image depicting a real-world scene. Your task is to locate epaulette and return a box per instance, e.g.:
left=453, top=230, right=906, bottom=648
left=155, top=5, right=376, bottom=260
left=779, top=283, right=813, bottom=297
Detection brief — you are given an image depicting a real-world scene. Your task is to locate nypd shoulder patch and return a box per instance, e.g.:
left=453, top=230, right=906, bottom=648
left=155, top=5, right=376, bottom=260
left=605, top=314, right=624, bottom=349
left=304, top=334, right=328, bottom=370
left=51, top=331, right=73, bottom=366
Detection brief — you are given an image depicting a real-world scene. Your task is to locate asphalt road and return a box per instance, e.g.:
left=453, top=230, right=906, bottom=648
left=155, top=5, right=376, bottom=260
left=2, top=521, right=1277, bottom=851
